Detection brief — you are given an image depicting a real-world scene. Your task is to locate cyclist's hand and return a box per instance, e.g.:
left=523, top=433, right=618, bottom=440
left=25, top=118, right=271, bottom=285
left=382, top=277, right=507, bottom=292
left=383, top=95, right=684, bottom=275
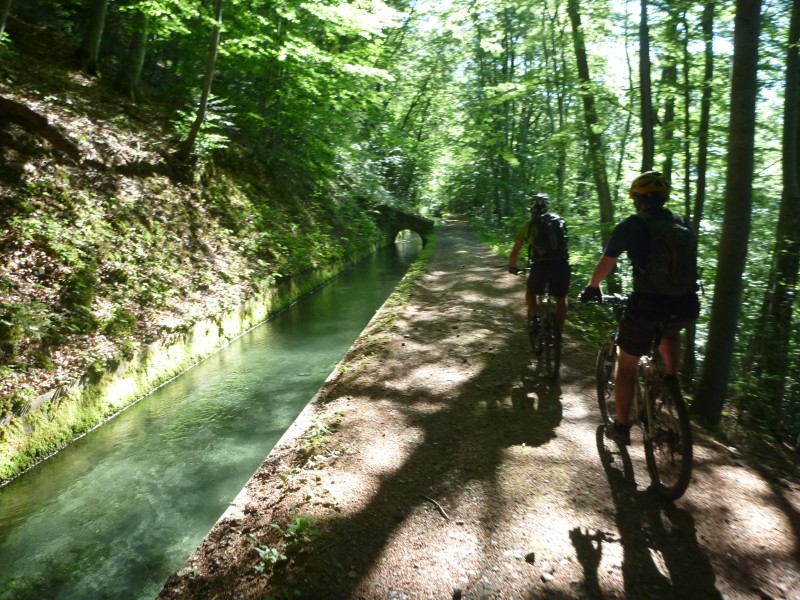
left=580, top=286, right=602, bottom=303
left=509, top=266, right=521, bottom=275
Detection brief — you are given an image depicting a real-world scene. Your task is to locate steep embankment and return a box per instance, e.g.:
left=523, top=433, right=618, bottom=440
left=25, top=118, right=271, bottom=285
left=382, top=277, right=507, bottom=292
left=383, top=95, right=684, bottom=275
left=0, top=47, right=384, bottom=482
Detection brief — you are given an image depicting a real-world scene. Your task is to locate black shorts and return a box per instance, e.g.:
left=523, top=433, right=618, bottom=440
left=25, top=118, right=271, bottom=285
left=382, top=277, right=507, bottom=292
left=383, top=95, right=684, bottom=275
left=616, top=293, right=700, bottom=357
left=527, top=260, right=571, bottom=297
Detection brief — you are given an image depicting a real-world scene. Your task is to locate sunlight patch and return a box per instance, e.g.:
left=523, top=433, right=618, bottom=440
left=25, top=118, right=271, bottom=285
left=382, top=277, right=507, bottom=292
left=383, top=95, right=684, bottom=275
left=325, top=472, right=378, bottom=513
left=406, top=365, right=473, bottom=387
left=718, top=466, right=768, bottom=494
left=363, top=428, right=423, bottom=472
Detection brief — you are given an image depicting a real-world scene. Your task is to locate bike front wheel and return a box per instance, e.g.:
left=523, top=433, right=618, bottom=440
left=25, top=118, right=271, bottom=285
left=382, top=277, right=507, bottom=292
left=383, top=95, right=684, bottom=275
left=543, top=314, right=561, bottom=380
left=644, top=381, right=693, bottom=500
left=596, top=340, right=616, bottom=424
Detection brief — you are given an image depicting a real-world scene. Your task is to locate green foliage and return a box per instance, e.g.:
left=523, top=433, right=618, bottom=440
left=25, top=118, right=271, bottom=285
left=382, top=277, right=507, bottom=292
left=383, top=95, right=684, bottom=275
left=272, top=514, right=321, bottom=546
left=0, top=387, right=32, bottom=421
left=171, top=96, right=233, bottom=159
left=3, top=0, right=798, bottom=451
left=102, top=307, right=138, bottom=337
left=246, top=534, right=288, bottom=572
left=61, top=267, right=99, bottom=333
left=0, top=301, right=53, bottom=360
left=299, top=415, right=343, bottom=467
left=246, top=512, right=321, bottom=573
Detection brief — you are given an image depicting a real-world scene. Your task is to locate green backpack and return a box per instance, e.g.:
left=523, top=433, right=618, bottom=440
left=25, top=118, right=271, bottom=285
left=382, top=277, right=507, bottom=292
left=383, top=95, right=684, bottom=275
left=637, top=211, right=698, bottom=296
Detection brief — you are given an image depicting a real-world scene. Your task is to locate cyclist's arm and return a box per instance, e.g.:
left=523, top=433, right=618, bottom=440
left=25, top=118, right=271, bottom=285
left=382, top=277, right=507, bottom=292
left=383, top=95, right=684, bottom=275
left=509, top=238, right=525, bottom=270
left=509, top=223, right=531, bottom=270
left=588, top=255, right=617, bottom=288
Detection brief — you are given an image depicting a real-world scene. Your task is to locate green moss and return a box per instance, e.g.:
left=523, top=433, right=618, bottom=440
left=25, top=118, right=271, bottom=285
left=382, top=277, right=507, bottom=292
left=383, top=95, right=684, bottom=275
left=0, top=253, right=379, bottom=485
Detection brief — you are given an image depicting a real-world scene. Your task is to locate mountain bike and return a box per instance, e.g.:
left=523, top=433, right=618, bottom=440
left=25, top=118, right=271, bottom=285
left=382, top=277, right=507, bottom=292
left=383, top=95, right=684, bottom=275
left=515, top=268, right=561, bottom=380
left=595, top=294, right=693, bottom=500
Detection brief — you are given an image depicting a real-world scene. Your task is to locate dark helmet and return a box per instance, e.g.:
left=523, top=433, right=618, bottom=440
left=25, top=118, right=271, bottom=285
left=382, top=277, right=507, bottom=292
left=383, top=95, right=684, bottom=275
left=528, top=193, right=550, bottom=213
left=629, top=171, right=670, bottom=200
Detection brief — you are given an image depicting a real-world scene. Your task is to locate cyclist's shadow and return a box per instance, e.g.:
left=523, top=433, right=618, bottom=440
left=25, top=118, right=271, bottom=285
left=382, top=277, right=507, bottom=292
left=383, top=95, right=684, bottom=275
left=570, top=426, right=721, bottom=599
left=503, top=372, right=562, bottom=447
left=527, top=346, right=558, bottom=380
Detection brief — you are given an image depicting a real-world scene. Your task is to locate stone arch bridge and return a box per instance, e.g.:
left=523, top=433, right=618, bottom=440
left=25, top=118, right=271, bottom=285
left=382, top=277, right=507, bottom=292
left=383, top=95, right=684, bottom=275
left=374, top=205, right=435, bottom=246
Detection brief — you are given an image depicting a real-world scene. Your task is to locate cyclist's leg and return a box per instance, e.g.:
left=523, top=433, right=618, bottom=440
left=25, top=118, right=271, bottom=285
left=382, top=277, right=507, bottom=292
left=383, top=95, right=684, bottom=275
left=525, top=286, right=539, bottom=320
left=615, top=309, right=657, bottom=426
left=614, top=349, right=638, bottom=426
left=549, top=261, right=571, bottom=328
left=657, top=329, right=681, bottom=376
left=527, top=267, right=546, bottom=320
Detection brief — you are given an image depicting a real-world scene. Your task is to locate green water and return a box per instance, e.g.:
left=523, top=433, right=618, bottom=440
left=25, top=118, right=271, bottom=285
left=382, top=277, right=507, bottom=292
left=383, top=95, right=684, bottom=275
left=0, top=240, right=420, bottom=600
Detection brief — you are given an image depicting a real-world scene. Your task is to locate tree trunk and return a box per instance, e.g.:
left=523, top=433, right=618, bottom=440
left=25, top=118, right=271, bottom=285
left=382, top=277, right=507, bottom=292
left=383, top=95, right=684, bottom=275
left=75, top=0, right=108, bottom=76
left=566, top=0, right=614, bottom=251
left=116, top=9, right=148, bottom=103
left=0, top=96, right=81, bottom=161
left=681, top=7, right=700, bottom=379
left=612, top=0, right=635, bottom=206
left=692, top=1, right=715, bottom=234
left=659, top=5, right=682, bottom=183
left=694, top=0, right=762, bottom=427
left=751, top=0, right=800, bottom=434
left=176, top=0, right=224, bottom=160
left=639, top=0, right=655, bottom=172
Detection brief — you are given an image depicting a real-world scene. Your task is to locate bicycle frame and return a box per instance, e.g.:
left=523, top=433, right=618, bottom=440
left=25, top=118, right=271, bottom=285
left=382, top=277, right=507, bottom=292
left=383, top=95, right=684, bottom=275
left=514, top=268, right=561, bottom=379
left=604, top=311, right=662, bottom=432
left=633, top=354, right=657, bottom=435
left=593, top=294, right=693, bottom=500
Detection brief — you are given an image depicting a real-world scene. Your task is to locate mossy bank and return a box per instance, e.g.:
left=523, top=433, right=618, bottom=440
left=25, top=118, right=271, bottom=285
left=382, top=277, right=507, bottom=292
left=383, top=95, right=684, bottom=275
left=0, top=68, right=413, bottom=485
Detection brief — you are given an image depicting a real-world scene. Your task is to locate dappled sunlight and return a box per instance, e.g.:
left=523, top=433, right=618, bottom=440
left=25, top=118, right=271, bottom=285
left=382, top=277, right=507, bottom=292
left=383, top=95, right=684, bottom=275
left=325, top=472, right=381, bottom=513
left=363, top=426, right=425, bottom=473
left=405, top=365, right=473, bottom=386
left=711, top=468, right=793, bottom=546
left=717, top=465, right=770, bottom=495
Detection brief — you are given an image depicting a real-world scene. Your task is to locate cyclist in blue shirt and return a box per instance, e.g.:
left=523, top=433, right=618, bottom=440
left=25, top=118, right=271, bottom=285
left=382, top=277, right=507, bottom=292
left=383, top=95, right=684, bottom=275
left=580, top=172, right=700, bottom=445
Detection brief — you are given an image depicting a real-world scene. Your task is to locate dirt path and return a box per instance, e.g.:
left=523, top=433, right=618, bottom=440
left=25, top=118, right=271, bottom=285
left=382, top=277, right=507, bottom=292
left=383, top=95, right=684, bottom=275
left=159, top=218, right=800, bottom=600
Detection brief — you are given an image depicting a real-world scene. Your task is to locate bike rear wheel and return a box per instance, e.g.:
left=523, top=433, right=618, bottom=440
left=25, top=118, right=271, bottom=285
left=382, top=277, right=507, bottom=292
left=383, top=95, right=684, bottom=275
left=596, top=340, right=616, bottom=424
left=543, top=314, right=561, bottom=379
left=644, top=381, right=693, bottom=500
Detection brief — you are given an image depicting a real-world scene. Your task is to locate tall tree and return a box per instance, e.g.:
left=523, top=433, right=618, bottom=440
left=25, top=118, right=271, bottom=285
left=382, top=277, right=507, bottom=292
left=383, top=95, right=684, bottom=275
left=639, top=0, right=655, bottom=171
left=76, top=0, right=109, bottom=75
left=694, top=0, right=762, bottom=427
left=750, top=0, right=800, bottom=434
left=566, top=0, right=614, bottom=247
left=692, top=1, right=716, bottom=233
left=176, top=0, right=223, bottom=160
left=115, top=7, right=149, bottom=102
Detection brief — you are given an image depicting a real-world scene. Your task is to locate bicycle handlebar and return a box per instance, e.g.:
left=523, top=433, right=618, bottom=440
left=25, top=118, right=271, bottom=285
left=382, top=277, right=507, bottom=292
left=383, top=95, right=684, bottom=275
left=600, top=293, right=625, bottom=305
left=577, top=293, right=625, bottom=305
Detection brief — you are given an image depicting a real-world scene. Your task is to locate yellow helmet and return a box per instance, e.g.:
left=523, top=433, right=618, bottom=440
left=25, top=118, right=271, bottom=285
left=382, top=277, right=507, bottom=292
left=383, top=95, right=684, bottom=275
left=629, top=171, right=670, bottom=200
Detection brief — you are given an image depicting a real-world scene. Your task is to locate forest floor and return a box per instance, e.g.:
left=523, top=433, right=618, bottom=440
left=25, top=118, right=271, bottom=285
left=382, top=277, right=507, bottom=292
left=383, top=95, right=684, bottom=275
left=159, top=218, right=800, bottom=600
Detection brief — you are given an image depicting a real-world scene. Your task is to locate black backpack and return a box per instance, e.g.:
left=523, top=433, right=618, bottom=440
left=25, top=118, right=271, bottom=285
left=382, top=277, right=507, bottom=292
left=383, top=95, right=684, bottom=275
left=637, top=211, right=698, bottom=296
left=528, top=213, right=568, bottom=262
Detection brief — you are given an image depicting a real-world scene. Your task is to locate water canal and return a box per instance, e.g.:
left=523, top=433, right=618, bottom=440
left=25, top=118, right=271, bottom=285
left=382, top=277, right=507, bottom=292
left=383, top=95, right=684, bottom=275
left=0, top=238, right=422, bottom=599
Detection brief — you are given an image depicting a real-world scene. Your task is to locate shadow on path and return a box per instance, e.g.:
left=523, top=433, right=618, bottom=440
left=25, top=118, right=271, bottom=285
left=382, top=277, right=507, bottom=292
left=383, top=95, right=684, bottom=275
left=569, top=426, right=721, bottom=599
